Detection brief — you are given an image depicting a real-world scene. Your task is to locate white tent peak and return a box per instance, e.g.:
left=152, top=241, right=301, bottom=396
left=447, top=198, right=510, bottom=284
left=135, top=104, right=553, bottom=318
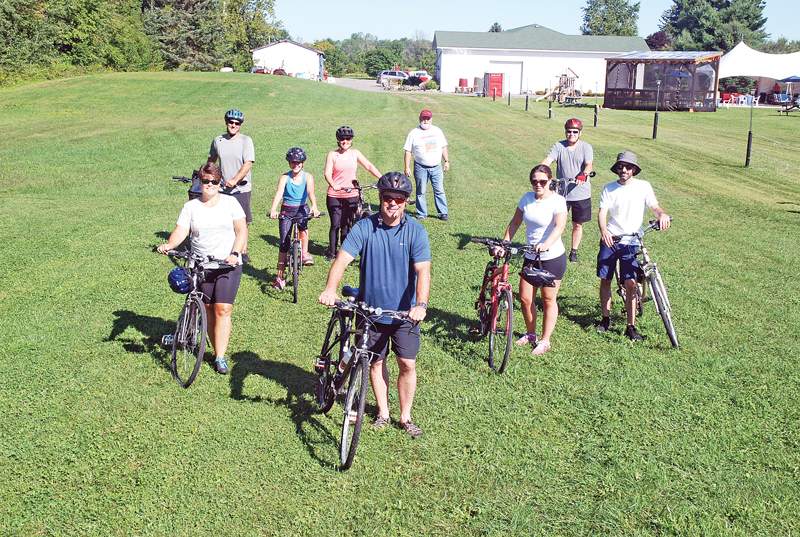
left=719, top=41, right=800, bottom=79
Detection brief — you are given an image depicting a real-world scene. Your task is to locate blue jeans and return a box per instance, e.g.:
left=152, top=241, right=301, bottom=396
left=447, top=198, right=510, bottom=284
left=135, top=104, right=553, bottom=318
left=414, top=162, right=448, bottom=218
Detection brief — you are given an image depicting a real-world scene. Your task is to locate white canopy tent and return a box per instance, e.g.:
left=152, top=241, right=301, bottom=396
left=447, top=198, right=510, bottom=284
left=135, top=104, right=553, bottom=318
left=719, top=41, right=800, bottom=79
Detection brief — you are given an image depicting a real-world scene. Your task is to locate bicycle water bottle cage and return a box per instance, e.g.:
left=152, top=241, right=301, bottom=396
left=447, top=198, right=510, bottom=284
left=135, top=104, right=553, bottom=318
left=342, top=286, right=361, bottom=301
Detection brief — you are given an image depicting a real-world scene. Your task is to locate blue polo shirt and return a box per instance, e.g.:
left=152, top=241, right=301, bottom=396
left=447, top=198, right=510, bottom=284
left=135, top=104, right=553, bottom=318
left=341, top=214, right=431, bottom=323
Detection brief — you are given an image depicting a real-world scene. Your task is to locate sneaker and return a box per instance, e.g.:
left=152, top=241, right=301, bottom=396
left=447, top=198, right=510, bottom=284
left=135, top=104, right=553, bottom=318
left=625, top=324, right=643, bottom=341
left=399, top=420, right=424, bottom=439
left=595, top=317, right=610, bottom=332
left=241, top=253, right=252, bottom=264
left=532, top=341, right=551, bottom=355
left=515, top=333, right=537, bottom=346
left=416, top=215, right=427, bottom=221
left=214, top=357, right=229, bottom=375
left=568, top=250, right=579, bottom=263
left=303, top=253, right=314, bottom=266
left=325, top=252, right=336, bottom=262
left=272, top=277, right=286, bottom=291
left=438, top=214, right=450, bottom=221
left=370, top=415, right=391, bottom=431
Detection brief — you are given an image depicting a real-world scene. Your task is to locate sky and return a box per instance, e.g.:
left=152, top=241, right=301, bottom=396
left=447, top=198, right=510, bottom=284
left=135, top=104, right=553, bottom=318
left=274, top=0, right=798, bottom=45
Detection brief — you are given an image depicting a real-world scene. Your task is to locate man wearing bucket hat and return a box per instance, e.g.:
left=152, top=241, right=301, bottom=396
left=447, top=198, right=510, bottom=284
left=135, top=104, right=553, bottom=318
left=595, top=151, right=671, bottom=341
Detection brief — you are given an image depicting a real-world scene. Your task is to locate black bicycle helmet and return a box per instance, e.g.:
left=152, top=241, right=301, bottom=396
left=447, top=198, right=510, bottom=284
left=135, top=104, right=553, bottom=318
left=285, top=147, right=307, bottom=162
left=225, top=109, right=244, bottom=123
left=336, top=126, right=354, bottom=139
left=376, top=172, right=413, bottom=196
left=168, top=267, right=192, bottom=294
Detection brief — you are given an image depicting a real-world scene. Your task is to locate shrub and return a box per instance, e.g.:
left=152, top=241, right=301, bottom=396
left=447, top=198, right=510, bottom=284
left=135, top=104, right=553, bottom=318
left=422, top=79, right=439, bottom=91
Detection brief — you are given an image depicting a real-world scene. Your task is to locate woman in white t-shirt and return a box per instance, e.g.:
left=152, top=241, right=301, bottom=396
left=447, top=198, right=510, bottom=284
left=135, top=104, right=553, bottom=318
left=501, top=164, right=567, bottom=355
left=157, top=162, right=248, bottom=375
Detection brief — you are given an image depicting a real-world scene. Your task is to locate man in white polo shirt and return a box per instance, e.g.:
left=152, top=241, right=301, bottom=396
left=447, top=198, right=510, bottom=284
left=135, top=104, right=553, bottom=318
left=404, top=109, right=451, bottom=221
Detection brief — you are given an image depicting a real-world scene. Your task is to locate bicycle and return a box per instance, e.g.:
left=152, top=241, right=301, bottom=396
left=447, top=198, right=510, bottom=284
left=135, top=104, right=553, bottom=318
left=161, top=250, right=230, bottom=387
left=552, top=171, right=596, bottom=197
left=314, top=287, right=408, bottom=470
left=469, top=237, right=534, bottom=373
left=347, top=179, right=378, bottom=222
left=173, top=171, right=248, bottom=199
left=612, top=219, right=679, bottom=348
left=277, top=212, right=326, bottom=303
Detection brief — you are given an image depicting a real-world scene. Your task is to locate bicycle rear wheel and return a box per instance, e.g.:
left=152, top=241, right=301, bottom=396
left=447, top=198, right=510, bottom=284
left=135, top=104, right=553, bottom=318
left=291, top=241, right=300, bottom=303
left=488, top=289, right=513, bottom=373
left=340, top=355, right=369, bottom=470
left=171, top=295, right=207, bottom=388
left=648, top=271, right=679, bottom=348
left=315, top=312, right=348, bottom=414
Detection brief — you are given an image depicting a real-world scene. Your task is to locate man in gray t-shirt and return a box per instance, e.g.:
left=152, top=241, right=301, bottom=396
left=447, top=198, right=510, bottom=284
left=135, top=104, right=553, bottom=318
left=208, top=109, right=255, bottom=261
left=541, top=118, right=594, bottom=263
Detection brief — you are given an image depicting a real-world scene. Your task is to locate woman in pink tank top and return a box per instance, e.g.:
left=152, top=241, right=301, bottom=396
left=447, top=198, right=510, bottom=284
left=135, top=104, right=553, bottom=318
left=323, top=126, right=382, bottom=260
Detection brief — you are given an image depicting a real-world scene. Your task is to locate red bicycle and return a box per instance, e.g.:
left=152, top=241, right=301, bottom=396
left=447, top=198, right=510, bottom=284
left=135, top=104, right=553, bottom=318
left=470, top=237, right=527, bottom=373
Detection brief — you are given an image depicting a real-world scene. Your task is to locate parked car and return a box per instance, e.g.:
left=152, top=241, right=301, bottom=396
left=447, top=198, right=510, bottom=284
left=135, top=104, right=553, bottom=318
left=376, top=70, right=409, bottom=84
left=409, top=71, right=431, bottom=82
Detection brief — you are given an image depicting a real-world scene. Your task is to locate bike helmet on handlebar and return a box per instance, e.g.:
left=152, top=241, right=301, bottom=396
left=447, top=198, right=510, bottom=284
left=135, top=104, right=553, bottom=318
left=285, top=147, right=307, bottom=162
left=376, top=171, right=413, bottom=196
left=336, top=126, right=354, bottom=139
left=224, top=109, right=244, bottom=123
left=565, top=118, right=582, bottom=131
left=168, top=267, right=192, bottom=294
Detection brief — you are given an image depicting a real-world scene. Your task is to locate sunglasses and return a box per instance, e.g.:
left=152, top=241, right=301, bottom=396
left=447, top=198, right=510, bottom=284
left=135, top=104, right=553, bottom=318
left=381, top=194, right=407, bottom=204
left=201, top=178, right=222, bottom=185
left=227, top=120, right=241, bottom=126
left=289, top=160, right=303, bottom=166
left=337, top=137, right=353, bottom=142
left=566, top=129, right=580, bottom=134
left=531, top=179, right=550, bottom=186
left=616, top=163, right=636, bottom=171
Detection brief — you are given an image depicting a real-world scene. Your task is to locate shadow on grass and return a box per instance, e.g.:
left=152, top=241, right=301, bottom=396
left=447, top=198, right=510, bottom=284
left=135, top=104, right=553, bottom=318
left=108, top=309, right=174, bottom=373
left=227, top=351, right=339, bottom=469
left=425, top=305, right=493, bottom=372
left=557, top=294, right=601, bottom=330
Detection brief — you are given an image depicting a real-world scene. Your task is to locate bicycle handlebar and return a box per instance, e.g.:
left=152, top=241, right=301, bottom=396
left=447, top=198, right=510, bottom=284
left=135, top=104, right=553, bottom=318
left=166, top=249, right=231, bottom=266
left=331, top=299, right=408, bottom=320
left=277, top=212, right=327, bottom=221
left=612, top=218, right=674, bottom=243
left=471, top=237, right=538, bottom=257
left=173, top=175, right=192, bottom=183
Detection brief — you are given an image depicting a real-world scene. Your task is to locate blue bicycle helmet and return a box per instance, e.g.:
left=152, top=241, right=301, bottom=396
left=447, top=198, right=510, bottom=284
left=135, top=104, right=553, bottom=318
left=168, top=267, right=192, bottom=294
left=224, top=109, right=244, bottom=123
left=376, top=171, right=413, bottom=196
left=285, top=147, right=307, bottom=162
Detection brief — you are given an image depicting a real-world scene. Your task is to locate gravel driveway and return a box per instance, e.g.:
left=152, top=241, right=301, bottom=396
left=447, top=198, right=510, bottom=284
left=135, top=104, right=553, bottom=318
left=329, top=77, right=384, bottom=92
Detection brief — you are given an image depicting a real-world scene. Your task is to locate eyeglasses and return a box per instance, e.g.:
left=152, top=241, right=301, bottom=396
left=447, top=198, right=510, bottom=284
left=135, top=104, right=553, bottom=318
left=381, top=194, right=407, bottom=204
left=201, top=178, right=222, bottom=185
left=531, top=179, right=549, bottom=186
left=566, top=130, right=580, bottom=134
left=227, top=120, right=241, bottom=126
left=616, top=163, right=636, bottom=171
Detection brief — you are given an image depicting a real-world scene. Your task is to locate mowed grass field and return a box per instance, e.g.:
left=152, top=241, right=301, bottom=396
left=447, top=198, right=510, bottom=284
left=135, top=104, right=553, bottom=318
left=1, top=72, right=799, bottom=536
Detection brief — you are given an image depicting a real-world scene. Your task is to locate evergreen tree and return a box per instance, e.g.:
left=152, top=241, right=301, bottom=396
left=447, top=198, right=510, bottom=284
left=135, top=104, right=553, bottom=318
left=660, top=0, right=768, bottom=52
left=489, top=22, right=502, bottom=32
left=580, top=0, right=640, bottom=36
left=143, top=0, right=224, bottom=70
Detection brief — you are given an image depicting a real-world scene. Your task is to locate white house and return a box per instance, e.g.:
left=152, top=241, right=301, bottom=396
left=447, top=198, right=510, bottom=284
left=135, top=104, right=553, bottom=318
left=251, top=39, right=325, bottom=79
left=433, top=24, right=648, bottom=95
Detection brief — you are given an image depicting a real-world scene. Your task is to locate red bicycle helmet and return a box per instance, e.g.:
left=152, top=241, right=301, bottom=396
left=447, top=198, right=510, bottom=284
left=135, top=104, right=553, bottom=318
left=565, top=118, right=583, bottom=131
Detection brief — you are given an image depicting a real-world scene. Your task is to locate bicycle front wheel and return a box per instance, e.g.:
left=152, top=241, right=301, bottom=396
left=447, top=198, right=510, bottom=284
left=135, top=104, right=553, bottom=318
left=648, top=271, right=679, bottom=348
left=291, top=241, right=300, bottom=303
left=315, top=312, right=347, bottom=414
left=171, top=295, right=207, bottom=388
left=488, top=289, right=513, bottom=373
left=340, top=355, right=369, bottom=470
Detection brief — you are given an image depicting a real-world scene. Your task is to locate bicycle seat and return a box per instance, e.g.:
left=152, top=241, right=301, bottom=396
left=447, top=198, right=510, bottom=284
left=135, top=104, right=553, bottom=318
left=342, top=286, right=361, bottom=300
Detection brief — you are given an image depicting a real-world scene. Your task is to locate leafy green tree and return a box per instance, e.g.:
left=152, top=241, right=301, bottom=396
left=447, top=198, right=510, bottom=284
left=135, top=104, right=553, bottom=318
left=313, top=39, right=346, bottom=77
left=363, top=48, right=394, bottom=76
left=221, top=0, right=284, bottom=71
left=759, top=37, right=800, bottom=54
left=580, top=0, right=640, bottom=36
left=489, top=22, right=502, bottom=32
left=660, top=0, right=768, bottom=52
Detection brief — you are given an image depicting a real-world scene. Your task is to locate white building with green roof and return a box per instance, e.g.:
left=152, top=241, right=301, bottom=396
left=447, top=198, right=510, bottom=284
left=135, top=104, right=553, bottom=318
left=433, top=24, right=648, bottom=95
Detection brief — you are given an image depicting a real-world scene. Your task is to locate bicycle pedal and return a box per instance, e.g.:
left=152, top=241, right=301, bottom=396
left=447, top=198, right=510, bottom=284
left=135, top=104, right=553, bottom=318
left=161, top=334, right=174, bottom=347
left=346, top=410, right=358, bottom=423
left=313, top=356, right=327, bottom=371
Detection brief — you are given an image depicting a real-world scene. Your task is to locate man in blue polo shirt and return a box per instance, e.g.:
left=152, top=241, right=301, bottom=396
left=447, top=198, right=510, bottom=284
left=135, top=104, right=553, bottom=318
left=319, top=172, right=431, bottom=438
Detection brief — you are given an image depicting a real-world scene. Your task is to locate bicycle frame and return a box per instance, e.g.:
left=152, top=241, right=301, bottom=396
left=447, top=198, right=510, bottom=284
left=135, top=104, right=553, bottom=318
left=479, top=255, right=513, bottom=331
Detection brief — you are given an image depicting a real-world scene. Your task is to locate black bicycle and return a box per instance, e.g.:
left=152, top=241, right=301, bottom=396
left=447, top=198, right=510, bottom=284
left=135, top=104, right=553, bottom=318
left=552, top=171, right=596, bottom=197
left=162, top=250, right=229, bottom=387
left=314, top=287, right=409, bottom=470
left=613, top=219, right=679, bottom=348
left=347, top=179, right=378, bottom=222
left=173, top=171, right=247, bottom=199
left=277, top=212, right=325, bottom=303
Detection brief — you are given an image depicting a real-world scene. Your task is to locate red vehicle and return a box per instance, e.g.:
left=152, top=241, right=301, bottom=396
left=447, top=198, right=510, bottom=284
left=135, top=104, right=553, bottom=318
left=272, top=68, right=289, bottom=76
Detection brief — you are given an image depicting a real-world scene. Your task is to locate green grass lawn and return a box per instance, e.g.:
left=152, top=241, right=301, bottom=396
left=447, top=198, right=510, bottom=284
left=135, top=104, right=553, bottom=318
left=1, top=72, right=799, bottom=536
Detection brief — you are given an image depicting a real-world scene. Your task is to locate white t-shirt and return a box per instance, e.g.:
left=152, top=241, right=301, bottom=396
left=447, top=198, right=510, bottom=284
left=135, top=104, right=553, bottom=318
left=517, top=191, right=567, bottom=261
left=177, top=195, right=246, bottom=263
left=599, top=179, right=658, bottom=244
left=403, top=125, right=447, bottom=167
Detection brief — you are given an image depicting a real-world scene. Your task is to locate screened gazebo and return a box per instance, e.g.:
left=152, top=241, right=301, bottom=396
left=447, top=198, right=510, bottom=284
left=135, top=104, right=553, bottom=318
left=604, top=51, right=723, bottom=112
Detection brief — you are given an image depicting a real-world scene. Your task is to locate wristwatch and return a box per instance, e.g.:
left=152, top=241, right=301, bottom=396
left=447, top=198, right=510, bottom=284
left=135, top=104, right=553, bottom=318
left=231, top=251, right=240, bottom=258
left=415, top=302, right=428, bottom=309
